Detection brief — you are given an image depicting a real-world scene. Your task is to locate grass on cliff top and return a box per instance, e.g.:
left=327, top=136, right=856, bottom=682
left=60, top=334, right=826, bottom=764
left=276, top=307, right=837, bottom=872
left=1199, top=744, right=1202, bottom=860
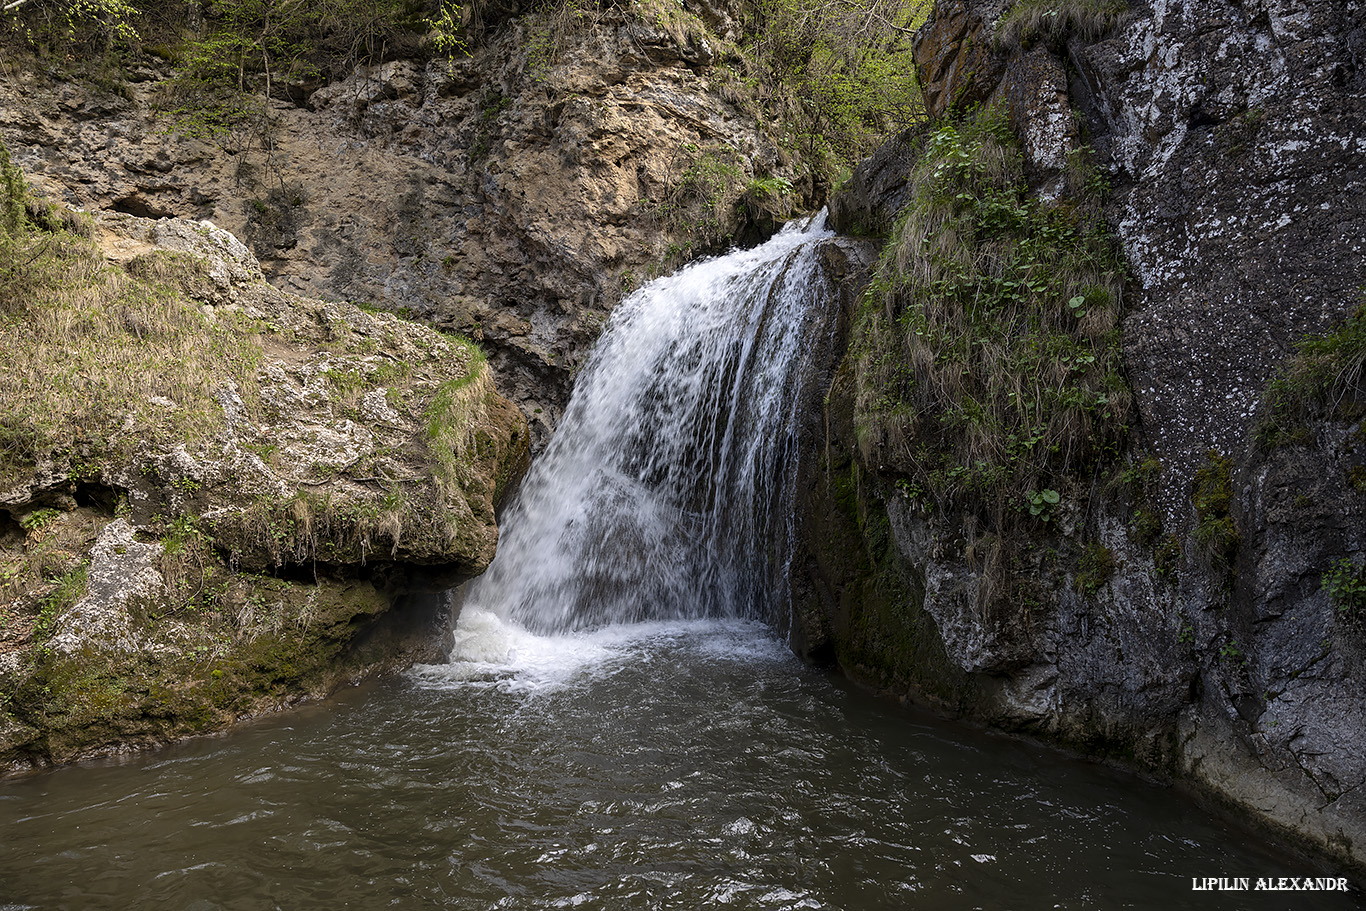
left=851, top=105, right=1130, bottom=532
left=0, top=146, right=271, bottom=488
left=995, top=0, right=1129, bottom=51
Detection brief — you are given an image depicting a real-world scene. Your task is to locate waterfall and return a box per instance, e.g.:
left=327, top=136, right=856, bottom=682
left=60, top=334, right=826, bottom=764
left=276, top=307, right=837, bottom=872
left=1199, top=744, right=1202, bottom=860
left=457, top=214, right=839, bottom=636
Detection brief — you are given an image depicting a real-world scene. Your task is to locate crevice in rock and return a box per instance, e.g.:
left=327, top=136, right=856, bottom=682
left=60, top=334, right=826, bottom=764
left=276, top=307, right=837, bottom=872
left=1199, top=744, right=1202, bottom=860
left=74, top=481, right=124, bottom=516
left=111, top=195, right=174, bottom=219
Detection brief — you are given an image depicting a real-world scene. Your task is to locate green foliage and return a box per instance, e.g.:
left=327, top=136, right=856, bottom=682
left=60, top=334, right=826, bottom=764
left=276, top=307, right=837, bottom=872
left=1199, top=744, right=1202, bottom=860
left=851, top=106, right=1130, bottom=533
left=1027, top=488, right=1060, bottom=520
left=745, top=0, right=929, bottom=179
left=33, top=564, right=88, bottom=644
left=3, top=0, right=140, bottom=49
left=159, top=0, right=429, bottom=142
left=1256, top=299, right=1366, bottom=448
left=1322, top=557, right=1366, bottom=633
left=995, top=0, right=1127, bottom=51
left=1192, top=449, right=1238, bottom=570
left=1154, top=533, right=1181, bottom=577
left=0, top=141, right=24, bottom=238
left=425, top=0, right=470, bottom=58
left=1074, top=539, right=1114, bottom=595
left=19, top=508, right=61, bottom=533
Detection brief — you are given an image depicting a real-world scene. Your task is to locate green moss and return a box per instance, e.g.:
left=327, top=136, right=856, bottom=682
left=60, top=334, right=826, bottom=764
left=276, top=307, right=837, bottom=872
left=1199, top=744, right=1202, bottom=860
left=1192, top=449, right=1238, bottom=571
left=1074, top=539, right=1115, bottom=596
left=1256, top=300, right=1366, bottom=449
left=3, top=575, right=389, bottom=766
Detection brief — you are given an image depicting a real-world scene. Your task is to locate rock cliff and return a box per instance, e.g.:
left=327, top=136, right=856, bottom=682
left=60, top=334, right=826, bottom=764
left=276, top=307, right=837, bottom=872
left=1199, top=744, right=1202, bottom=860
left=0, top=1, right=809, bottom=446
left=0, top=185, right=528, bottom=771
left=800, top=0, right=1366, bottom=877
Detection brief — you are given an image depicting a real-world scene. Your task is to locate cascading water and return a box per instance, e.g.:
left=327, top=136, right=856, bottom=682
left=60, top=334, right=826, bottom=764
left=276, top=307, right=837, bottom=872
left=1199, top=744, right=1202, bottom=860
left=4, top=216, right=1345, bottom=911
left=456, top=213, right=839, bottom=637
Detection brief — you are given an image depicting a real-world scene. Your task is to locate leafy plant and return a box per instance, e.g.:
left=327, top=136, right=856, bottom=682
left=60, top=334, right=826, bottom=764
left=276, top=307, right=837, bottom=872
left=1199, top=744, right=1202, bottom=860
left=1322, top=557, right=1366, bottom=632
left=746, top=0, right=929, bottom=178
left=1027, top=488, right=1060, bottom=520
left=850, top=106, right=1130, bottom=533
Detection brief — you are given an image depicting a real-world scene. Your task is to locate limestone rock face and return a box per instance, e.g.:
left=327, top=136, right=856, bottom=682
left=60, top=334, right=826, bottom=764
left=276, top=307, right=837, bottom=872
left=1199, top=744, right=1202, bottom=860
left=0, top=9, right=807, bottom=446
left=807, top=0, right=1366, bottom=877
left=0, top=210, right=528, bottom=771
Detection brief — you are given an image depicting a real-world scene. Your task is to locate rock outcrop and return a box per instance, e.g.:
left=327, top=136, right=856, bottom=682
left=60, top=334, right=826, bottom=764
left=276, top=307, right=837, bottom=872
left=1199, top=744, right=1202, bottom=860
left=0, top=203, right=528, bottom=772
left=799, top=0, right=1366, bottom=878
left=0, top=5, right=809, bottom=446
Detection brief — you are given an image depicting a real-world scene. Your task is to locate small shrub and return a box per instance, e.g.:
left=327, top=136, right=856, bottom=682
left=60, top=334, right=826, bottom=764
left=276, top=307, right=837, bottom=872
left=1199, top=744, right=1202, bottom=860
left=1322, top=557, right=1366, bottom=633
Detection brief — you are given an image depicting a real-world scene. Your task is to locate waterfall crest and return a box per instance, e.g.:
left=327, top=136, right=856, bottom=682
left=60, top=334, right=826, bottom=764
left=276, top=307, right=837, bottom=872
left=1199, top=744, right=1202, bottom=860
left=458, top=214, right=838, bottom=635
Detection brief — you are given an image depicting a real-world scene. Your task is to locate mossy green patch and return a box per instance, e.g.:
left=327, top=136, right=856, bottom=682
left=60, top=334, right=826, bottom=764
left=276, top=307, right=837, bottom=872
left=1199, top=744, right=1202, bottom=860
left=1192, top=449, right=1238, bottom=572
left=1256, top=299, right=1366, bottom=449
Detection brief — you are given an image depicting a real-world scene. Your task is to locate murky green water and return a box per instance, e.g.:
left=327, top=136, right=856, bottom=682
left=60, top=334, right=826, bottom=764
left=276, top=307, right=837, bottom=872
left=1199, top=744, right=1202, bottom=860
left=0, top=618, right=1358, bottom=910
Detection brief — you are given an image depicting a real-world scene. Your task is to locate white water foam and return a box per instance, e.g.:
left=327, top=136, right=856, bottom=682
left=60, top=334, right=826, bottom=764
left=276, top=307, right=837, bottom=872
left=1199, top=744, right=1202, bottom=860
left=420, top=213, right=840, bottom=689
left=456, top=214, right=837, bottom=639
left=411, top=610, right=788, bottom=694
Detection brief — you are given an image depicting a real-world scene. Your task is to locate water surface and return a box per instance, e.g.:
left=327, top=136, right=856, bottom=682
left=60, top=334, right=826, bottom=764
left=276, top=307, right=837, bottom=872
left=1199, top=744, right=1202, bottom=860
left=1, top=616, right=1354, bottom=910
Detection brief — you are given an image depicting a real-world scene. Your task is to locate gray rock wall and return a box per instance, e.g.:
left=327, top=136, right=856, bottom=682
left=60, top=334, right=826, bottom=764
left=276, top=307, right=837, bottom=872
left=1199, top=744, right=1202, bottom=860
left=801, top=0, right=1366, bottom=877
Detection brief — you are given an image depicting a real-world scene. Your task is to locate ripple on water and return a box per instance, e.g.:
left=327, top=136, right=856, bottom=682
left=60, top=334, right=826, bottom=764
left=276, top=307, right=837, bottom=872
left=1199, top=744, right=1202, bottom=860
left=0, top=620, right=1359, bottom=910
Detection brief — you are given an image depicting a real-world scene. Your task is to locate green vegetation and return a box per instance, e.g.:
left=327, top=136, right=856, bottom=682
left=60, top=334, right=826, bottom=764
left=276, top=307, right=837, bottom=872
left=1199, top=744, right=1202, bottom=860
left=0, top=142, right=274, bottom=491
left=158, top=0, right=442, bottom=144
left=1256, top=299, right=1366, bottom=448
left=1322, top=557, right=1366, bottom=634
left=744, top=0, right=927, bottom=175
left=0, top=141, right=269, bottom=492
left=425, top=340, right=489, bottom=485
left=1074, top=539, right=1114, bottom=595
left=2, top=0, right=140, bottom=48
left=850, top=106, right=1130, bottom=533
left=995, top=0, right=1127, bottom=51
left=1191, top=449, right=1238, bottom=571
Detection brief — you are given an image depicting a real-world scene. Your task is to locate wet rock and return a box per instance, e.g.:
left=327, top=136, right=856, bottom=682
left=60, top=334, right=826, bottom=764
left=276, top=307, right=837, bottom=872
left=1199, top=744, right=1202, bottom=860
left=809, top=0, right=1366, bottom=877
